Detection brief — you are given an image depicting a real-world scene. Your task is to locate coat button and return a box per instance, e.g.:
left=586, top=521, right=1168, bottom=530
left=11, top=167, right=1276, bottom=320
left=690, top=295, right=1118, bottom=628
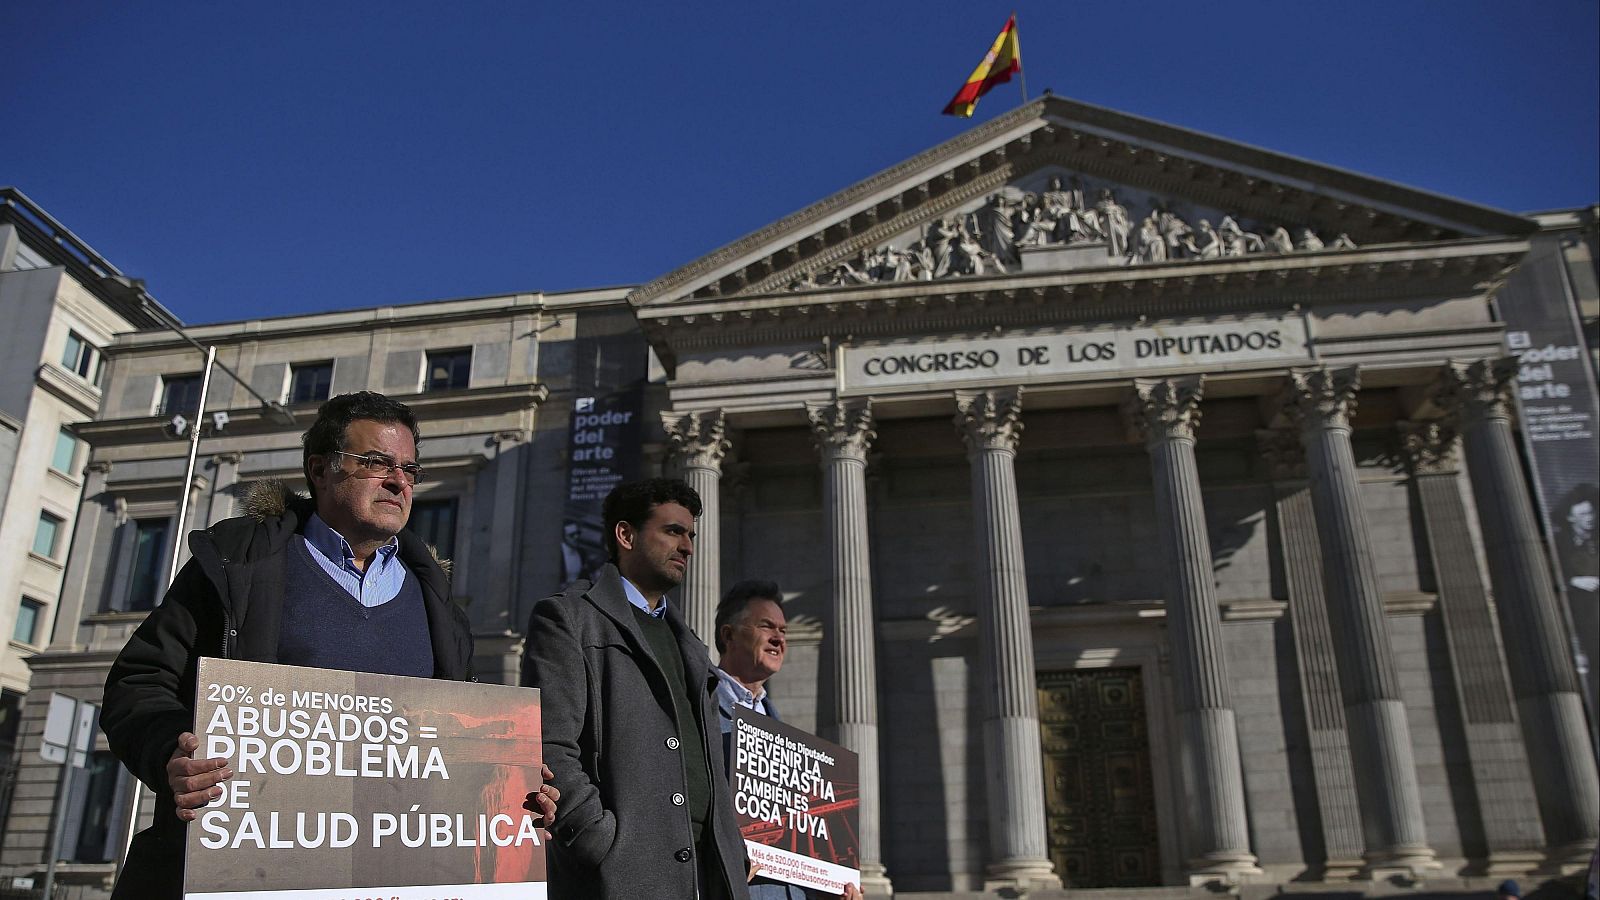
left=671, top=792, right=685, bottom=806
left=665, top=736, right=680, bottom=750
left=675, top=847, right=692, bottom=863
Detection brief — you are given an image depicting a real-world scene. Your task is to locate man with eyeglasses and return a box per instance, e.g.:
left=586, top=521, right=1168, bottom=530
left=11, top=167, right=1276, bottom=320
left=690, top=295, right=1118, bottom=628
left=102, top=391, right=557, bottom=899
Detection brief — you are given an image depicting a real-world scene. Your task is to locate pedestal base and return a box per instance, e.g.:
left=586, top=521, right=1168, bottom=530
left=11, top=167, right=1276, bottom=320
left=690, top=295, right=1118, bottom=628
left=1185, top=850, right=1263, bottom=886
left=1537, top=840, right=1599, bottom=876
left=983, top=858, right=1061, bottom=892
left=858, top=862, right=893, bottom=896
left=1480, top=850, right=1544, bottom=877
left=1364, top=845, right=1442, bottom=883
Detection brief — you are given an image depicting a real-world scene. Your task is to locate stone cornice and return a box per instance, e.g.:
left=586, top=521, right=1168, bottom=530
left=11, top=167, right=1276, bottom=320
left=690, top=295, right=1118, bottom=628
left=636, top=239, right=1525, bottom=363
left=72, top=382, right=549, bottom=448
left=627, top=96, right=1533, bottom=309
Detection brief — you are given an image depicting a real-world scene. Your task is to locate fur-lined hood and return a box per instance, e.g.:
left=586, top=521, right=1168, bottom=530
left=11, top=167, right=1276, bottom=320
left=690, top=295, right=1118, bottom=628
left=239, top=478, right=451, bottom=575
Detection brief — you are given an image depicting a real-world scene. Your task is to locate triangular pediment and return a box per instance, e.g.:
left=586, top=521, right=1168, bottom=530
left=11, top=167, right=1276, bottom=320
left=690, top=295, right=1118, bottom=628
left=628, top=95, right=1533, bottom=308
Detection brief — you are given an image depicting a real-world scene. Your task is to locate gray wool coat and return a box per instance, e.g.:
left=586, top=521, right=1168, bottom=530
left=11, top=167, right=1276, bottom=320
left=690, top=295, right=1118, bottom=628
left=522, top=565, right=750, bottom=900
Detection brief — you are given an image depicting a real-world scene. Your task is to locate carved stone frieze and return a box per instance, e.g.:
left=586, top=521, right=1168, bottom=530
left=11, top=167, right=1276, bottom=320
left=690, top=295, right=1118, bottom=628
left=787, top=178, right=1357, bottom=293
left=1124, top=376, right=1205, bottom=445
left=660, top=409, right=730, bottom=472
left=1283, top=366, right=1361, bottom=433
left=806, top=398, right=876, bottom=461
left=1396, top=420, right=1460, bottom=475
left=954, top=387, right=1024, bottom=455
left=1431, top=358, right=1518, bottom=427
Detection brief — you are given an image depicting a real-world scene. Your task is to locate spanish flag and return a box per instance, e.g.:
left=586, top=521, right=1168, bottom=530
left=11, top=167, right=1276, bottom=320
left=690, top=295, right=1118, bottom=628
left=942, top=14, right=1022, bottom=117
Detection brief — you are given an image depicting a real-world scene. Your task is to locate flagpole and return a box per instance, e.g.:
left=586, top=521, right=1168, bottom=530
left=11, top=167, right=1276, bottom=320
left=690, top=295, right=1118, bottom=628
left=1014, top=14, right=1027, bottom=102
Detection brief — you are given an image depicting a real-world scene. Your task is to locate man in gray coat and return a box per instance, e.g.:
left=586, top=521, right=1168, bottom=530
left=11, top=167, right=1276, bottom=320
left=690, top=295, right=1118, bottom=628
left=523, top=478, right=749, bottom=900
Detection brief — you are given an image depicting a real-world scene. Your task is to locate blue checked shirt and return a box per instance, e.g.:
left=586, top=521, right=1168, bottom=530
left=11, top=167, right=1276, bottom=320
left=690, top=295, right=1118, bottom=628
left=301, top=513, right=407, bottom=608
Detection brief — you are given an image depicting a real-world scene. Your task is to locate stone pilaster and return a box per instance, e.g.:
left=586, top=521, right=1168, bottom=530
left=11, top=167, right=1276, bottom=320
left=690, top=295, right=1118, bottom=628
left=953, top=388, right=1058, bottom=891
left=1283, top=366, right=1436, bottom=876
left=1433, top=360, right=1600, bottom=871
left=661, top=409, right=729, bottom=643
left=1124, top=377, right=1259, bottom=884
left=1257, top=428, right=1366, bottom=879
left=1397, top=419, right=1545, bottom=874
left=51, top=461, right=112, bottom=648
left=205, top=452, right=243, bottom=527
left=806, top=398, right=891, bottom=894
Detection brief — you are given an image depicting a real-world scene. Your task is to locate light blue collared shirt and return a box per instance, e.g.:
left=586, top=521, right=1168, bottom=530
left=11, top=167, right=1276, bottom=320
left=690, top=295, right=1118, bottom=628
left=301, top=513, right=407, bottom=608
left=713, top=666, right=770, bottom=730
left=620, top=575, right=667, bottom=618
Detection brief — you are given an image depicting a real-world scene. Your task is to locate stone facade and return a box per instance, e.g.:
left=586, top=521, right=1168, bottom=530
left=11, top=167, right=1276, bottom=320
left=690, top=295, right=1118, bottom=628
left=2, top=98, right=1597, bottom=898
left=0, top=190, right=170, bottom=863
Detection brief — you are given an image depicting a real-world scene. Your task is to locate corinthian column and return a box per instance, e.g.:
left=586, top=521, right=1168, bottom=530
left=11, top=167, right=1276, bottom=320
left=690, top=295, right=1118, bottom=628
left=660, top=409, right=729, bottom=643
left=1283, top=367, right=1435, bottom=876
left=1124, top=377, right=1258, bottom=884
left=806, top=398, right=891, bottom=893
left=1397, top=420, right=1545, bottom=874
left=1434, top=360, right=1599, bottom=870
left=953, top=388, right=1058, bottom=891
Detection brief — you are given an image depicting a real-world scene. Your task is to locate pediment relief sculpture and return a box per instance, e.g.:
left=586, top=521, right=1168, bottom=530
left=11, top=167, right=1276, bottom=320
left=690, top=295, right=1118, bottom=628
left=789, top=171, right=1357, bottom=291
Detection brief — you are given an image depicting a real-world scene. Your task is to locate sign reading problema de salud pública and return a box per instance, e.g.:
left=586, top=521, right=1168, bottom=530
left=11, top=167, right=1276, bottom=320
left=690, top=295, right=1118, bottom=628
left=184, top=658, right=546, bottom=900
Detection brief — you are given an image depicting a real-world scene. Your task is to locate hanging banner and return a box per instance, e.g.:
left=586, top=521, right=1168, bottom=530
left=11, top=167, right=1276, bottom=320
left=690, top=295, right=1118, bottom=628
left=183, top=659, right=545, bottom=900
left=1498, top=234, right=1600, bottom=708
left=731, top=707, right=860, bottom=895
left=560, top=384, right=643, bottom=588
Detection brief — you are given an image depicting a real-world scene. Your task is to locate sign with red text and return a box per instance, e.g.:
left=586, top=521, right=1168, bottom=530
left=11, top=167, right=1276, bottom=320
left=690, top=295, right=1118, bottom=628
left=184, top=659, right=545, bottom=900
left=731, top=707, right=860, bottom=895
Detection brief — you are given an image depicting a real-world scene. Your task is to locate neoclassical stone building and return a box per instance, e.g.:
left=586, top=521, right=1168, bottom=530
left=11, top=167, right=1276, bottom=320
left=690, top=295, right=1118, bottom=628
left=1, top=97, right=1595, bottom=897
left=628, top=96, right=1598, bottom=892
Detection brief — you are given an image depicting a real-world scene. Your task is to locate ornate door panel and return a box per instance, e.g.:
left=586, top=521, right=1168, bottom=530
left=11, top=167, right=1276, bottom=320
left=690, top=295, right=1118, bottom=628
left=1037, top=667, right=1161, bottom=888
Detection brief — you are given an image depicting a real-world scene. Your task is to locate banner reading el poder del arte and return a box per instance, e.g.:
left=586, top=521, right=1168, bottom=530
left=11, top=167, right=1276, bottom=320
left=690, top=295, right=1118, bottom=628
left=732, top=707, right=860, bottom=895
left=184, top=658, right=545, bottom=900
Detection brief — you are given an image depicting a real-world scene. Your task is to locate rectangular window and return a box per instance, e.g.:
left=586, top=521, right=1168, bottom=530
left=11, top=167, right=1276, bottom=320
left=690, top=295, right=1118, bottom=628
left=126, top=519, right=170, bottom=612
left=288, top=361, right=334, bottom=405
left=159, top=373, right=204, bottom=417
left=424, top=348, right=471, bottom=392
left=51, top=427, right=79, bottom=475
left=12, top=598, right=43, bottom=645
left=65, top=749, right=124, bottom=862
left=409, top=497, right=457, bottom=560
left=60, top=331, right=103, bottom=384
left=32, top=511, right=63, bottom=558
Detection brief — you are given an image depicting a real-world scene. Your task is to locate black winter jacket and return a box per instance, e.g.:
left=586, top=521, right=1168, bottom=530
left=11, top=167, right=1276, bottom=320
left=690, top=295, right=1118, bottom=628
left=101, top=484, right=472, bottom=900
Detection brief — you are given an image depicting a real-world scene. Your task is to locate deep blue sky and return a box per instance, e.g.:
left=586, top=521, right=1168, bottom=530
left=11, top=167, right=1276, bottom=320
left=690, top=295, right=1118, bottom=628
left=4, top=2, right=1597, bottom=325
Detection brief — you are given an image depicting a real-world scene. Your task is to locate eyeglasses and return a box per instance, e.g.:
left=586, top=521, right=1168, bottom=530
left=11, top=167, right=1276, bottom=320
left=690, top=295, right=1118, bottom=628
left=329, top=451, right=425, bottom=484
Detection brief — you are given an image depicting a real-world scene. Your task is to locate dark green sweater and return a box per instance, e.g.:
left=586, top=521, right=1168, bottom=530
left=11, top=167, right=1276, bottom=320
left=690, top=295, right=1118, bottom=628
left=631, top=605, right=712, bottom=843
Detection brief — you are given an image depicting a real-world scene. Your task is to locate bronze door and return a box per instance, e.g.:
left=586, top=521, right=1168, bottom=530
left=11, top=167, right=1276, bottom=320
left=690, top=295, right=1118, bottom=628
left=1036, top=667, right=1161, bottom=888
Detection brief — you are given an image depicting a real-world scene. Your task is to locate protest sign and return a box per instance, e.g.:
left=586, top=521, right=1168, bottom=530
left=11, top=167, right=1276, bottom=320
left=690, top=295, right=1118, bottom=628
left=184, top=658, right=545, bottom=900
left=731, top=707, right=860, bottom=895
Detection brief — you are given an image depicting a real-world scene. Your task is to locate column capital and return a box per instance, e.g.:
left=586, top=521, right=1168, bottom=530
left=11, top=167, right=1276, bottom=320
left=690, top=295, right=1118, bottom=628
left=954, top=388, right=1024, bottom=455
left=806, top=398, right=876, bottom=461
left=1396, top=420, right=1460, bottom=475
left=209, top=451, right=244, bottom=467
left=1432, top=358, right=1517, bottom=427
left=1283, top=366, right=1361, bottom=433
left=85, top=459, right=113, bottom=476
left=1124, top=375, right=1205, bottom=445
left=1255, top=427, right=1307, bottom=481
left=660, top=409, right=730, bottom=472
